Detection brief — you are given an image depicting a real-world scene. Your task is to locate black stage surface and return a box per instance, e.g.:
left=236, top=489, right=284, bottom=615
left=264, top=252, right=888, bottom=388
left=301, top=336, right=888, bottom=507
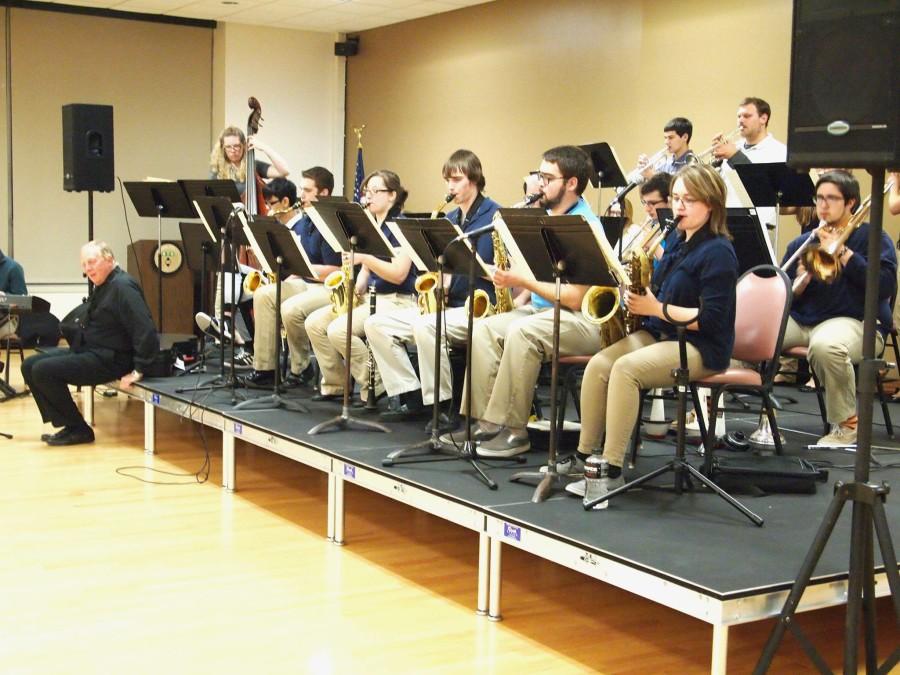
left=138, top=371, right=900, bottom=601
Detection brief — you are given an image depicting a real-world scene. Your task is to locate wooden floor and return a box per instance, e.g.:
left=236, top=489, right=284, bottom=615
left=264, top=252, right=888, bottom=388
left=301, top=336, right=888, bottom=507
left=0, top=361, right=896, bottom=674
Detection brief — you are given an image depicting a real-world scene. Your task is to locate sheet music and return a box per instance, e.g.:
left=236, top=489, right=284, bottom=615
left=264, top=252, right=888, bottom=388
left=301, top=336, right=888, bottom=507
left=238, top=211, right=274, bottom=275
left=587, top=219, right=630, bottom=286
left=493, top=213, right=535, bottom=282
left=305, top=205, right=344, bottom=253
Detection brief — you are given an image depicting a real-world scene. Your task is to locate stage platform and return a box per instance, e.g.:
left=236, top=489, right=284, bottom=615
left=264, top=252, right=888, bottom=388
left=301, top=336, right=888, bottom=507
left=116, top=371, right=899, bottom=674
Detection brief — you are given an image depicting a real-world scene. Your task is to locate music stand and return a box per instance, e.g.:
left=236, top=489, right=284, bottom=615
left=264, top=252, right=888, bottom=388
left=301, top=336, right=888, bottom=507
left=175, top=196, right=247, bottom=402
left=579, top=142, right=628, bottom=215
left=178, top=221, right=218, bottom=375
left=381, top=216, right=488, bottom=468
left=728, top=208, right=777, bottom=276
left=178, top=179, right=241, bottom=203
left=734, top=162, right=815, bottom=253
left=233, top=218, right=312, bottom=413
left=502, top=213, right=621, bottom=502
left=123, top=181, right=196, bottom=334
left=305, top=201, right=395, bottom=435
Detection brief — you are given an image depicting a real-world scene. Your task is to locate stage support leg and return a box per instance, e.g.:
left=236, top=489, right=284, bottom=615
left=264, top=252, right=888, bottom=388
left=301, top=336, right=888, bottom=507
left=332, top=475, right=345, bottom=546
left=477, top=530, right=489, bottom=616
left=82, top=386, right=94, bottom=426
left=222, top=432, right=235, bottom=492
left=488, top=537, right=502, bottom=621
left=711, top=623, right=729, bottom=675
left=143, top=401, right=155, bottom=454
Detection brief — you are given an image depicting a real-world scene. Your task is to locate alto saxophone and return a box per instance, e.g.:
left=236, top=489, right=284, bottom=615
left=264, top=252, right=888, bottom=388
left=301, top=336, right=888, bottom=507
left=415, top=194, right=453, bottom=314
left=324, top=255, right=359, bottom=315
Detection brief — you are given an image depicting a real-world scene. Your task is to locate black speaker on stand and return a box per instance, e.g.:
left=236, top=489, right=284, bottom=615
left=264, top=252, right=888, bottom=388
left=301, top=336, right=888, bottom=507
left=62, top=103, right=115, bottom=295
left=755, top=3, right=900, bottom=672
left=786, top=1, right=899, bottom=169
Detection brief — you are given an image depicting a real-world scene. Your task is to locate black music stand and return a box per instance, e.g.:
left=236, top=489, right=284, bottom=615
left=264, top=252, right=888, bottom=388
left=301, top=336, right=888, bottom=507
left=178, top=221, right=218, bottom=375
left=579, top=142, right=628, bottom=216
left=178, top=179, right=241, bottom=203
left=175, top=196, right=247, bottom=402
left=123, top=181, right=196, bottom=334
left=233, top=219, right=311, bottom=413
left=381, top=216, right=486, bottom=467
left=306, top=201, right=394, bottom=435
left=499, top=213, right=617, bottom=501
left=728, top=208, right=777, bottom=276
left=734, top=162, right=815, bottom=252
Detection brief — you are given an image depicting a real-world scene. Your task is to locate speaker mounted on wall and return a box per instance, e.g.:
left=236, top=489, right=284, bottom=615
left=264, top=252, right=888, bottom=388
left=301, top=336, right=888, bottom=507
left=62, top=104, right=115, bottom=192
left=787, top=0, right=899, bottom=169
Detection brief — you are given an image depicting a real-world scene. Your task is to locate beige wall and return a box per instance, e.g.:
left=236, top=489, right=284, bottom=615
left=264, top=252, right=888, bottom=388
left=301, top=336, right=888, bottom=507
left=9, top=8, right=213, bottom=285
left=214, top=22, right=346, bottom=193
left=345, top=0, right=899, bottom=252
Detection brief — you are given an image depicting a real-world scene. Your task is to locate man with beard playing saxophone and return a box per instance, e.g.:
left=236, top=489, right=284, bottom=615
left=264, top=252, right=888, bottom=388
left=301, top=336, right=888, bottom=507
left=439, top=145, right=611, bottom=457
left=364, top=149, right=500, bottom=428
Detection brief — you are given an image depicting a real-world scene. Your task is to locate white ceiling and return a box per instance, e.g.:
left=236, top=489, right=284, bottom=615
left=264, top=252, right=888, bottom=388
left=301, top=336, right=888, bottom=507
left=43, top=0, right=495, bottom=33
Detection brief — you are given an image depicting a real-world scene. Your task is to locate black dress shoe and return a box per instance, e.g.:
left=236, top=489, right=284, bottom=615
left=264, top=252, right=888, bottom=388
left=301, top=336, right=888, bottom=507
left=424, top=412, right=457, bottom=436
left=311, top=392, right=343, bottom=403
left=242, top=369, right=275, bottom=387
left=45, top=424, right=95, bottom=446
left=379, top=403, right=428, bottom=423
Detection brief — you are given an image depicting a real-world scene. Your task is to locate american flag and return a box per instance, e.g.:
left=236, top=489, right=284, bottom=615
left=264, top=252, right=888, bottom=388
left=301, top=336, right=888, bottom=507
left=352, top=142, right=365, bottom=203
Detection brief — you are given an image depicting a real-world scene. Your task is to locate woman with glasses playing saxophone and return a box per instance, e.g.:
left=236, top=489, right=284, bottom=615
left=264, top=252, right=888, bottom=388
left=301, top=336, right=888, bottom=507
left=364, top=149, right=501, bottom=429
left=565, top=164, right=738, bottom=507
left=306, top=169, right=417, bottom=405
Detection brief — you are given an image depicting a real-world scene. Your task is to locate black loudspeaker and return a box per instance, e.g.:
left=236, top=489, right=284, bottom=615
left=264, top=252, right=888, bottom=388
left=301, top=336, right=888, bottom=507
left=787, top=0, right=899, bottom=168
left=334, top=37, right=359, bottom=56
left=62, top=104, right=115, bottom=192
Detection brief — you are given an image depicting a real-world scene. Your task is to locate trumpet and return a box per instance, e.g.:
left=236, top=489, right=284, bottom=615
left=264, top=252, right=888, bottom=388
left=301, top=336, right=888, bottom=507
left=268, top=199, right=302, bottom=217
left=430, top=194, right=454, bottom=219
left=242, top=269, right=276, bottom=295
left=695, top=127, right=741, bottom=166
left=612, top=145, right=668, bottom=207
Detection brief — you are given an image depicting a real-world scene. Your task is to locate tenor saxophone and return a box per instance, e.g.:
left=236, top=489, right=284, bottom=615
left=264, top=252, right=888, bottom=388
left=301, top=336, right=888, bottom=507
left=324, top=256, right=359, bottom=315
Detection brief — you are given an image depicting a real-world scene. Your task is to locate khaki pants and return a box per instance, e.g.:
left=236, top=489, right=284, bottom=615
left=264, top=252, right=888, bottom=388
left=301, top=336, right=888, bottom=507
left=251, top=278, right=308, bottom=372
left=782, top=316, right=881, bottom=425
left=462, top=306, right=603, bottom=430
left=578, top=331, right=716, bottom=468
left=413, top=306, right=473, bottom=405
left=282, top=284, right=331, bottom=374
left=307, top=293, right=416, bottom=399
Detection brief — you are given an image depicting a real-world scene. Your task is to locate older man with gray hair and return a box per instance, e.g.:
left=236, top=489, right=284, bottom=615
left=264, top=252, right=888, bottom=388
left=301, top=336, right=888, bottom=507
left=22, top=241, right=159, bottom=446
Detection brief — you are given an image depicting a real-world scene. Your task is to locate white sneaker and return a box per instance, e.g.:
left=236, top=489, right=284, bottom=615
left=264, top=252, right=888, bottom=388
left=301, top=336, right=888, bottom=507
left=816, top=424, right=857, bottom=448
left=539, top=453, right=586, bottom=476
left=195, top=312, right=231, bottom=342
left=224, top=347, right=253, bottom=371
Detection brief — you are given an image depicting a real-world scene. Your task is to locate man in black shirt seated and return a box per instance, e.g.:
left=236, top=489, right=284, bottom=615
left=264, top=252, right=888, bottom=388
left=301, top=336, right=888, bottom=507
left=22, top=241, right=159, bottom=446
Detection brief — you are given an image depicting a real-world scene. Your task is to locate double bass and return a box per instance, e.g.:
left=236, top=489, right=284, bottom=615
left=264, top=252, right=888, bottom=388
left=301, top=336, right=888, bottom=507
left=239, top=96, right=267, bottom=268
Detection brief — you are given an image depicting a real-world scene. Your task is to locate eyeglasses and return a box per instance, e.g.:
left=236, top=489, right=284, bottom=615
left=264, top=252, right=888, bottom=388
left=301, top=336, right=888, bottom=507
left=671, top=194, right=701, bottom=207
left=537, top=173, right=564, bottom=186
left=641, top=198, right=667, bottom=207
left=815, top=194, right=845, bottom=205
left=364, top=188, right=391, bottom=197
left=266, top=199, right=281, bottom=207
left=223, top=144, right=243, bottom=151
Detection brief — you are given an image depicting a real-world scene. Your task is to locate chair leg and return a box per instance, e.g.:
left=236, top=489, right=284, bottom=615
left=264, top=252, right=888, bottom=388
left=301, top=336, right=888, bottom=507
left=810, top=370, right=829, bottom=434
left=628, top=389, right=646, bottom=468
left=4, top=339, right=11, bottom=385
left=691, top=384, right=715, bottom=474
left=876, top=373, right=893, bottom=437
left=763, top=390, right=784, bottom=455
left=556, top=367, right=574, bottom=433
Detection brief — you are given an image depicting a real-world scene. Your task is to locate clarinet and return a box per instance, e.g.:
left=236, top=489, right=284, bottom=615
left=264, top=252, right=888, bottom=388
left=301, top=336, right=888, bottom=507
left=365, top=283, right=378, bottom=410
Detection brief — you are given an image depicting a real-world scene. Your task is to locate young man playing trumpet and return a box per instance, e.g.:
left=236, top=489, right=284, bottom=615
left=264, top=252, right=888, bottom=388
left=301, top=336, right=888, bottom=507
left=364, top=149, right=500, bottom=426
left=243, top=169, right=341, bottom=387
left=638, top=117, right=696, bottom=180
left=440, top=145, right=608, bottom=457
left=782, top=170, right=897, bottom=447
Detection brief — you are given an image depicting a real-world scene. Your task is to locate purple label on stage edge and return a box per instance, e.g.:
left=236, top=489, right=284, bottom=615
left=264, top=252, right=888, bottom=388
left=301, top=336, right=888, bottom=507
left=151, top=393, right=160, bottom=404
left=343, top=464, right=356, bottom=479
left=503, top=523, right=522, bottom=542
left=233, top=422, right=243, bottom=434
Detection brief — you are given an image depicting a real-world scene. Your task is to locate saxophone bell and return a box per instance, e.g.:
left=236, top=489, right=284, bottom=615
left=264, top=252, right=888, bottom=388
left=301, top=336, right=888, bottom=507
left=415, top=271, right=440, bottom=314
left=242, top=269, right=276, bottom=296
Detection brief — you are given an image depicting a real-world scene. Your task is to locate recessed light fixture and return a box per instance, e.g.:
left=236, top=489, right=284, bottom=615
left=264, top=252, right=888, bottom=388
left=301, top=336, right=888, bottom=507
left=222, top=1, right=238, bottom=5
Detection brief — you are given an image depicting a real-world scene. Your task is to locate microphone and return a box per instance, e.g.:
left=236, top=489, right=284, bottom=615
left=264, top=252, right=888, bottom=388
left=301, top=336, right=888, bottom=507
left=450, top=221, right=495, bottom=243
